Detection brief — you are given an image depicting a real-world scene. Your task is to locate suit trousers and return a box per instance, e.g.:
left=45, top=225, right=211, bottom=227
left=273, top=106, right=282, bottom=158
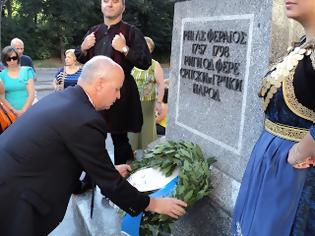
left=111, top=133, right=134, bottom=165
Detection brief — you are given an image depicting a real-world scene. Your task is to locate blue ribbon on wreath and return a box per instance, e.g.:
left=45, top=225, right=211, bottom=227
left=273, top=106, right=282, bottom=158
left=121, top=176, right=179, bottom=236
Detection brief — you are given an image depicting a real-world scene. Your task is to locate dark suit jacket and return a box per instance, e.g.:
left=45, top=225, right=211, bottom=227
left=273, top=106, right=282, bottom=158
left=0, top=86, right=149, bottom=236
left=21, top=54, right=35, bottom=72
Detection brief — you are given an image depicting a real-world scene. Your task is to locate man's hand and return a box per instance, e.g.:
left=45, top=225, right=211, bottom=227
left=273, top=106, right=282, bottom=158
left=115, top=164, right=132, bottom=177
left=112, top=33, right=126, bottom=52
left=81, top=32, right=96, bottom=52
left=145, top=198, right=187, bottom=219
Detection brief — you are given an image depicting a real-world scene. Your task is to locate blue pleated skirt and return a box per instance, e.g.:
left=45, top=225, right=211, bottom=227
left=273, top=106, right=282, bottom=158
left=232, top=130, right=315, bottom=236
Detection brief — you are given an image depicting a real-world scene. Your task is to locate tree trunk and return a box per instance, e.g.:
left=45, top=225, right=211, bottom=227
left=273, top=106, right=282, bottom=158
left=0, top=0, right=8, bottom=52
left=6, top=0, right=11, bottom=18
left=60, top=36, right=65, bottom=62
left=34, top=13, right=37, bottom=24
left=0, top=4, right=2, bottom=53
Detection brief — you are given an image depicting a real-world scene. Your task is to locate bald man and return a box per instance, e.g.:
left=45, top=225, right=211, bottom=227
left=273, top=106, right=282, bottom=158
left=11, top=38, right=35, bottom=71
left=0, top=56, right=186, bottom=236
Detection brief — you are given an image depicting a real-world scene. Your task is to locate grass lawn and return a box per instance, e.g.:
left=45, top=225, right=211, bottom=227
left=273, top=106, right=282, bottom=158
left=34, top=58, right=63, bottom=68
left=33, top=56, right=170, bottom=68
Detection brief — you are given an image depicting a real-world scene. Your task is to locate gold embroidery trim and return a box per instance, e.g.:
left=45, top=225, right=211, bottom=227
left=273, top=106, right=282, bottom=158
left=259, top=47, right=306, bottom=111
left=264, top=119, right=308, bottom=142
left=282, top=69, right=315, bottom=123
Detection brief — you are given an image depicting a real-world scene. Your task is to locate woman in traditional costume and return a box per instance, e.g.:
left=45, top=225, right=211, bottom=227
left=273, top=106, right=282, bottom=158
left=232, top=1, right=315, bottom=235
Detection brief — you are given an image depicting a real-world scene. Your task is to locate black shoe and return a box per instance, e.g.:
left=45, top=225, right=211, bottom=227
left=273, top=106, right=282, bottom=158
left=72, top=179, right=93, bottom=195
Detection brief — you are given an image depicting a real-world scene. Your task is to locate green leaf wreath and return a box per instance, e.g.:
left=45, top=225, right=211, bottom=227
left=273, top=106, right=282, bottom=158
left=130, top=140, right=216, bottom=235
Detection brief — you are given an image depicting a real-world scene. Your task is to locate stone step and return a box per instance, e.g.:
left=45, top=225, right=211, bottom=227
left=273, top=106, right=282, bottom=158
left=69, top=188, right=231, bottom=236
left=72, top=188, right=123, bottom=236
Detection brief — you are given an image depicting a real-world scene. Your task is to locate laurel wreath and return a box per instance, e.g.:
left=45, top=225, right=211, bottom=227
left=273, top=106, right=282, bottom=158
left=130, top=140, right=216, bottom=235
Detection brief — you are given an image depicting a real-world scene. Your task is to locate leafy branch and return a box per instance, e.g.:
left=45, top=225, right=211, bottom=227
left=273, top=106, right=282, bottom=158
left=130, top=140, right=216, bottom=235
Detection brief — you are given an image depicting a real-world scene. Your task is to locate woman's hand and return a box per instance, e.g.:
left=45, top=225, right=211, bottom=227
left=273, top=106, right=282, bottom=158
left=156, top=103, right=167, bottom=123
left=292, top=157, right=315, bottom=169
left=53, top=78, right=63, bottom=91
left=288, top=143, right=309, bottom=165
left=14, top=109, right=24, bottom=117
left=155, top=101, right=162, bottom=115
left=288, top=141, right=315, bottom=168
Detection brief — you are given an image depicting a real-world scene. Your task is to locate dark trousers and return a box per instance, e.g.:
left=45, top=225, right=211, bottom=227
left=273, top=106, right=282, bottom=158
left=78, top=133, right=134, bottom=190
left=111, top=133, right=134, bottom=165
left=156, top=124, right=165, bottom=136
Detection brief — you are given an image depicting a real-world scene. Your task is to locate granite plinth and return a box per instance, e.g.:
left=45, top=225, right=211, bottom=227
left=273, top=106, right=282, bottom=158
left=165, top=0, right=303, bottom=234
left=72, top=188, right=123, bottom=236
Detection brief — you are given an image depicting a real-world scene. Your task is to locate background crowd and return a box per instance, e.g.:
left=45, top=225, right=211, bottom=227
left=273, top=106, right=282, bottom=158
left=0, top=0, right=184, bottom=235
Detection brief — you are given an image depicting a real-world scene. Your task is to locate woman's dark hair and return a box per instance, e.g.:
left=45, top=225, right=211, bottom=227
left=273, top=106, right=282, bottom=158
left=1, top=46, right=20, bottom=66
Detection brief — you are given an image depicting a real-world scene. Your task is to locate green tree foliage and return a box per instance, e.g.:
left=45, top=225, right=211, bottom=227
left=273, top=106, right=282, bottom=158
left=2, top=0, right=101, bottom=59
left=39, top=0, right=101, bottom=59
left=1, top=0, right=179, bottom=60
left=124, top=0, right=175, bottom=58
left=2, top=0, right=42, bottom=57
left=0, top=0, right=8, bottom=52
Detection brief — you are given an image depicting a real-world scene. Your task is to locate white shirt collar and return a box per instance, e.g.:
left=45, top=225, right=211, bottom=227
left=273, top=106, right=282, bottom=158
left=86, top=93, right=95, bottom=109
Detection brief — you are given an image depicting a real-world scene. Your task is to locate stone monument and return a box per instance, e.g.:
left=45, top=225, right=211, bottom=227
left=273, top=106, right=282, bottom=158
left=63, top=1, right=304, bottom=235
left=167, top=0, right=303, bottom=235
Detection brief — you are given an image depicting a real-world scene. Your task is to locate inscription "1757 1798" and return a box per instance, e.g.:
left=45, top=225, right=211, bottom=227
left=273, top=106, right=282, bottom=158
left=180, top=28, right=248, bottom=102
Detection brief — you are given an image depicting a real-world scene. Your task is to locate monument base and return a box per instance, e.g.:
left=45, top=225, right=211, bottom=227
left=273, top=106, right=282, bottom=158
left=72, top=188, right=123, bottom=236
left=71, top=188, right=231, bottom=236
left=173, top=198, right=231, bottom=236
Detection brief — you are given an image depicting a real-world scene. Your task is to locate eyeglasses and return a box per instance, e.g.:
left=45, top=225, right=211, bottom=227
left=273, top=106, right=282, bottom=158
left=6, top=56, right=18, bottom=61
